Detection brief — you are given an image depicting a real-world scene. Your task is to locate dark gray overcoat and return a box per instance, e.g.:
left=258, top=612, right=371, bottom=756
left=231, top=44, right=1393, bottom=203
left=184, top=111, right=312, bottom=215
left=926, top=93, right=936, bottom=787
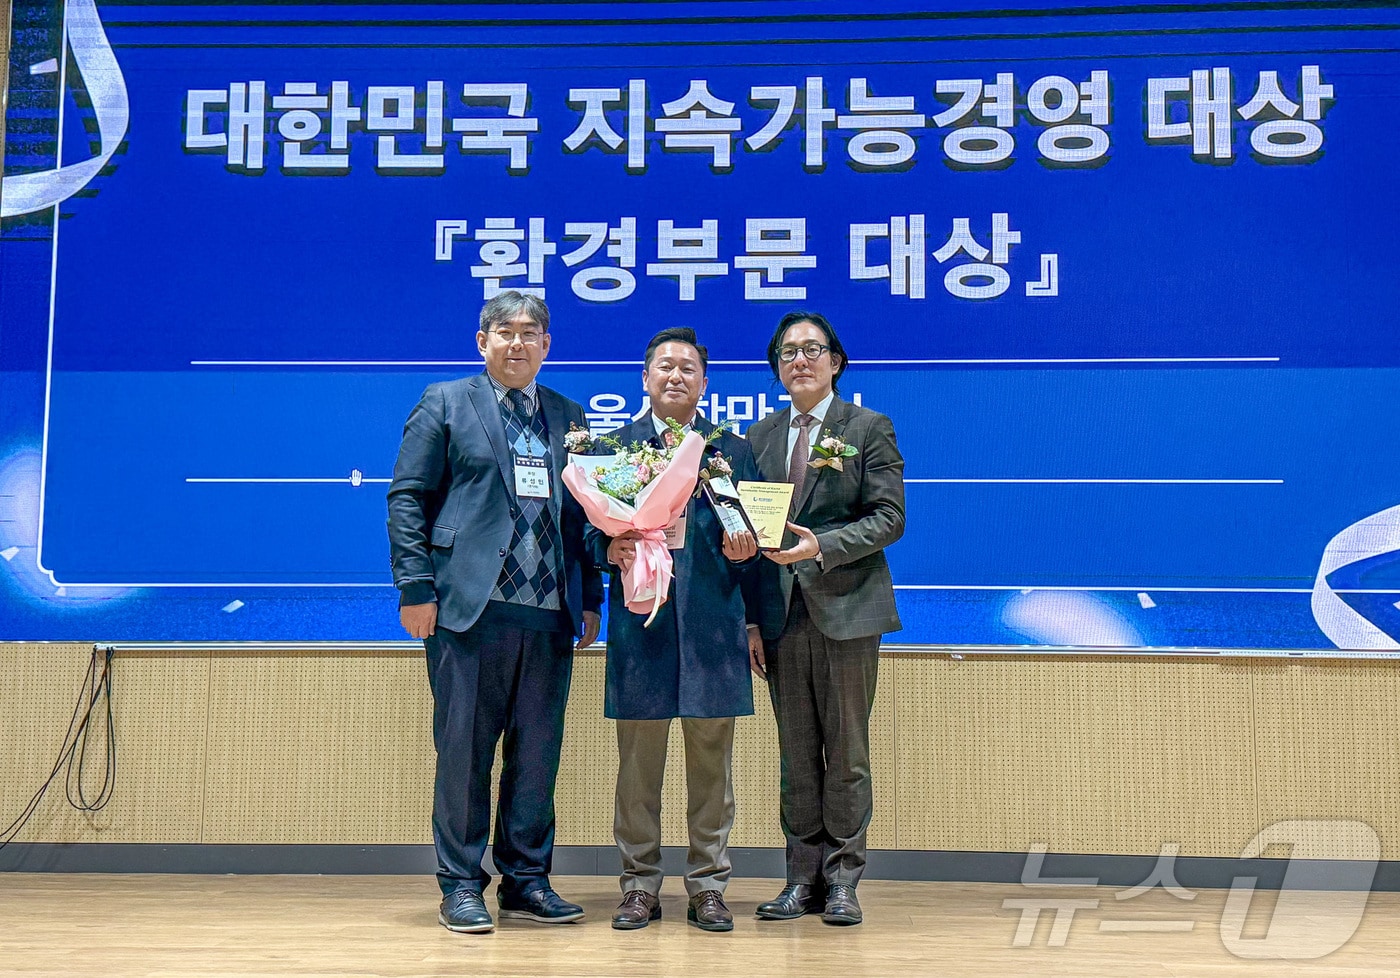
left=586, top=414, right=760, bottom=720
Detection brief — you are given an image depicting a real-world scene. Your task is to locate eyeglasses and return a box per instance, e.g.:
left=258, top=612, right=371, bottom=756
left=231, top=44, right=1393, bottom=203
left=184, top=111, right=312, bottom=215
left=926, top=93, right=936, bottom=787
left=490, top=327, right=544, bottom=346
left=777, top=342, right=830, bottom=364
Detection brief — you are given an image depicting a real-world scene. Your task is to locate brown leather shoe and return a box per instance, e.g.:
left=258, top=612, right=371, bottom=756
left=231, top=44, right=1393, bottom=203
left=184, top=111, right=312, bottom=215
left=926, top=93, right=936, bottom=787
left=611, top=890, right=662, bottom=930
left=687, top=890, right=734, bottom=932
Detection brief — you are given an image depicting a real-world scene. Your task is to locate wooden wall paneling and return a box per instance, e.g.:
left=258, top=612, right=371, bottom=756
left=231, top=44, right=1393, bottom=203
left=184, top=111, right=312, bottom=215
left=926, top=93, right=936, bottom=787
left=1253, top=660, right=1400, bottom=860
left=555, top=653, right=616, bottom=846
left=5, top=642, right=1400, bottom=862
left=0, top=645, right=209, bottom=843
left=892, top=656, right=1260, bottom=856
left=202, top=652, right=433, bottom=844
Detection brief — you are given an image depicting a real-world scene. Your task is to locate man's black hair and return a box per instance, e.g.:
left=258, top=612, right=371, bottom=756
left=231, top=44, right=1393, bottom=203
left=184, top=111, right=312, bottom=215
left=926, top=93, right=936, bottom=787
left=644, top=327, right=709, bottom=373
left=765, top=311, right=847, bottom=393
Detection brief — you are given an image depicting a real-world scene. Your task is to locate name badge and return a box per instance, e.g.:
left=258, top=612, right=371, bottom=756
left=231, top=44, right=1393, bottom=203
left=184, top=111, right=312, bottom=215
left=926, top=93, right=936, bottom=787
left=514, top=456, right=551, bottom=499
left=663, top=509, right=688, bottom=550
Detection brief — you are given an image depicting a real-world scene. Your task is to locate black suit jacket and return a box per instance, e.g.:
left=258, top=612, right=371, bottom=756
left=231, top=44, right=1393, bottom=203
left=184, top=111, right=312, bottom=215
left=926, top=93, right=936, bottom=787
left=387, top=372, right=602, bottom=635
left=746, top=396, right=905, bottom=642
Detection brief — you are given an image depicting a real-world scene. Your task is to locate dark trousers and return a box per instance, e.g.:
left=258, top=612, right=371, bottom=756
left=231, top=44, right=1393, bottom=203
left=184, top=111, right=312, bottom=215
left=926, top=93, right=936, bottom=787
left=425, top=618, right=572, bottom=897
left=767, top=586, right=880, bottom=888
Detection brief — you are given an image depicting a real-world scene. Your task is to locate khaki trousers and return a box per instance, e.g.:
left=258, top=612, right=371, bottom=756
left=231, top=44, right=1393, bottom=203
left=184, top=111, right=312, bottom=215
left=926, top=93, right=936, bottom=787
left=614, top=717, right=736, bottom=897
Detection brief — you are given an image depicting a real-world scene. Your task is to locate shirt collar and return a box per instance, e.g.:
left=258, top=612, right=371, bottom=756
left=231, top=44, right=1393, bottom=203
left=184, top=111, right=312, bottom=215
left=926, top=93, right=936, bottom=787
left=485, top=371, right=538, bottom=411
left=651, top=412, right=695, bottom=439
left=794, top=390, right=836, bottom=424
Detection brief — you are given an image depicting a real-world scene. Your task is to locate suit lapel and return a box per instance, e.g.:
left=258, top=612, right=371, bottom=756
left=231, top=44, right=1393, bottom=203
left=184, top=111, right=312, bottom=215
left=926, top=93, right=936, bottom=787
left=676, top=414, right=706, bottom=564
left=756, top=407, right=791, bottom=484
left=689, top=414, right=719, bottom=478
left=467, top=374, right=515, bottom=496
left=793, top=396, right=852, bottom=517
left=623, top=414, right=657, bottom=449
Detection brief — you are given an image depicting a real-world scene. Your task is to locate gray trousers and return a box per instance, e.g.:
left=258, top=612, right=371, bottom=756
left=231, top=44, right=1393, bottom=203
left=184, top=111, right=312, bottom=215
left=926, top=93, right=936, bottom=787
left=614, top=716, right=736, bottom=897
left=767, top=587, right=880, bottom=887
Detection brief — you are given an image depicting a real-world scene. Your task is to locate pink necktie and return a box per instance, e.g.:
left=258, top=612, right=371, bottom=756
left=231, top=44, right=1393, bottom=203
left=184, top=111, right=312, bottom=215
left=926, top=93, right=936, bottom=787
left=787, top=413, right=816, bottom=502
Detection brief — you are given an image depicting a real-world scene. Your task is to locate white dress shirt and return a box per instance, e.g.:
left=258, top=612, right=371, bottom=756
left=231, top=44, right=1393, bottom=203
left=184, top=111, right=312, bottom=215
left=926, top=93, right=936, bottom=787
left=484, top=371, right=539, bottom=413
left=651, top=413, right=695, bottom=440
left=785, top=389, right=836, bottom=461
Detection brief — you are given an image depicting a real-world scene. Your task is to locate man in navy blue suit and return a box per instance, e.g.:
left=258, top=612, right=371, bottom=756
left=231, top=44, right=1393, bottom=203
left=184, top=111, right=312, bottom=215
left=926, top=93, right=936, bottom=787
left=387, top=291, right=602, bottom=934
left=586, top=328, right=763, bottom=933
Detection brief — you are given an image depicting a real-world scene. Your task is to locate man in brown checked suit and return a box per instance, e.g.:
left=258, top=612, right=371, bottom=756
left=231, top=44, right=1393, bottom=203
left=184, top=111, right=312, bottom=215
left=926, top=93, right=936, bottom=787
left=745, top=311, right=905, bottom=927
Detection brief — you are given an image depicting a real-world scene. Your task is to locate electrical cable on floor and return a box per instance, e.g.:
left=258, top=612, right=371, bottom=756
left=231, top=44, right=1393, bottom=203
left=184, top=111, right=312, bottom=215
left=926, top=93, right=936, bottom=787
left=0, top=647, right=117, bottom=852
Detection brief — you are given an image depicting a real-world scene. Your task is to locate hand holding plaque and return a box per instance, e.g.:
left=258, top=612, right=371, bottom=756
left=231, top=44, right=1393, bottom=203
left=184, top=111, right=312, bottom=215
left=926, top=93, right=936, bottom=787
left=736, top=481, right=796, bottom=551
left=696, top=450, right=755, bottom=541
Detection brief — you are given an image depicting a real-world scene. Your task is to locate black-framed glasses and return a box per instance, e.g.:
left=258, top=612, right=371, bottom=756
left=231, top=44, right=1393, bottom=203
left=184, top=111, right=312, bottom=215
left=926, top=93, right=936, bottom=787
left=777, top=342, right=830, bottom=363
left=490, top=327, right=544, bottom=346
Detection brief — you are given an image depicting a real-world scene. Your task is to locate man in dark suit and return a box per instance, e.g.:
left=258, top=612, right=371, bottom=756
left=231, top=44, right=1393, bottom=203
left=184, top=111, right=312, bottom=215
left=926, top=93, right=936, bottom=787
left=745, top=311, right=905, bottom=927
left=584, top=328, right=763, bottom=933
left=387, top=291, right=602, bottom=934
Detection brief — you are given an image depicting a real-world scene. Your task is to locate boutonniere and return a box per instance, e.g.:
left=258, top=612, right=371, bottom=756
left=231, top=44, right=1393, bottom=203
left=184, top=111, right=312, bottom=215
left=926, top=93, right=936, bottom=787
left=694, top=451, right=734, bottom=497
left=565, top=422, right=622, bottom=455
left=809, top=430, right=859, bottom=472
left=564, top=423, right=596, bottom=454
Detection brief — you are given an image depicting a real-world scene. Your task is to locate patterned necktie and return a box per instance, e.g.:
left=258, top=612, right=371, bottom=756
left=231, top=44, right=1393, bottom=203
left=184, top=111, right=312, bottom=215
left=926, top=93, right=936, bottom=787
left=787, top=413, right=816, bottom=502
left=494, top=387, right=560, bottom=610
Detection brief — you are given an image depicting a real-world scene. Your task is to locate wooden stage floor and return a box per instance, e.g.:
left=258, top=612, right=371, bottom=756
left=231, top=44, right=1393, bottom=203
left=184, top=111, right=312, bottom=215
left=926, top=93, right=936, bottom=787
left=2, top=874, right=1397, bottom=977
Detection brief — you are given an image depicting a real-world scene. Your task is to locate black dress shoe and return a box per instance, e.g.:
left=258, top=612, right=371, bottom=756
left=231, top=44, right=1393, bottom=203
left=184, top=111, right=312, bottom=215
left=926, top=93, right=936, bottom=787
left=755, top=883, right=824, bottom=920
left=497, top=886, right=585, bottom=924
left=821, top=883, right=862, bottom=925
left=687, top=891, right=734, bottom=932
left=612, top=890, right=662, bottom=930
left=439, top=890, right=494, bottom=933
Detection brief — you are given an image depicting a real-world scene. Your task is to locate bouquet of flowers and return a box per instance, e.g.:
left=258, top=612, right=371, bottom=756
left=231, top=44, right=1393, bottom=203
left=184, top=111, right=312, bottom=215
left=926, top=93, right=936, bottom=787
left=562, top=419, right=706, bottom=626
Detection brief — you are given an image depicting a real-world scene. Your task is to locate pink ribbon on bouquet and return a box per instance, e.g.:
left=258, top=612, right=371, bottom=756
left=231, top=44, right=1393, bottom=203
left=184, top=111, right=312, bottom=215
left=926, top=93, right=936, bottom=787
left=562, top=430, right=705, bottom=626
left=623, top=528, right=670, bottom=625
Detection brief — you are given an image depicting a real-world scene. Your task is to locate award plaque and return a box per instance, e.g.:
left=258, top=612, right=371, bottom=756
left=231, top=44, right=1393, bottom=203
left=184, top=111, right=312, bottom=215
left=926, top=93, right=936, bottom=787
left=702, top=480, right=757, bottom=539
left=736, top=481, right=796, bottom=550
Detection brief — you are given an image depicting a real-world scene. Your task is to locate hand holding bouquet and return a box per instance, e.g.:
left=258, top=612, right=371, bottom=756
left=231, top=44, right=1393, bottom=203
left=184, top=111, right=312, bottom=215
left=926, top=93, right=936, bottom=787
left=562, top=419, right=707, bottom=626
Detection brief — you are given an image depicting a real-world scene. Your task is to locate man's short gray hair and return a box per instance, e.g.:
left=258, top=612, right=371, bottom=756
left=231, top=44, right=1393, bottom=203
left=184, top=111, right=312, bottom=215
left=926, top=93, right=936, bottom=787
left=479, top=291, right=550, bottom=333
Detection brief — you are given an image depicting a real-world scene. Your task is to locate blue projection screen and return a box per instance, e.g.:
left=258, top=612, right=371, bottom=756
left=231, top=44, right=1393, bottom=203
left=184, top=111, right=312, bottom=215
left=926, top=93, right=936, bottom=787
left=2, top=1, right=1398, bottom=648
